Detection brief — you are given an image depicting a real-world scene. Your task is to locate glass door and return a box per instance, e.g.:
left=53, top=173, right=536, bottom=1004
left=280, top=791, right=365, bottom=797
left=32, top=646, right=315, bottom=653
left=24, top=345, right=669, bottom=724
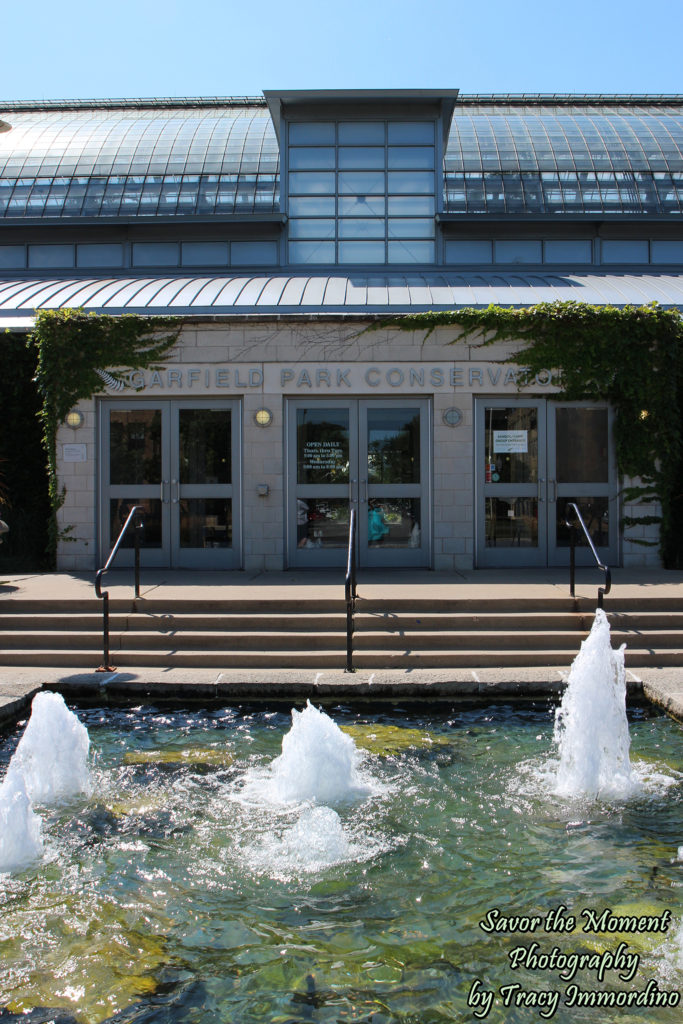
left=287, top=399, right=430, bottom=567
left=476, top=399, right=547, bottom=567
left=100, top=400, right=240, bottom=569
left=547, top=403, right=618, bottom=566
left=475, top=399, right=618, bottom=567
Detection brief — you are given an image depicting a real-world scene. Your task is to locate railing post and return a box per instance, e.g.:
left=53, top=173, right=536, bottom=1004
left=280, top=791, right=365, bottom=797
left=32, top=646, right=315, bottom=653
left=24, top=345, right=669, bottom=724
left=569, top=521, right=576, bottom=598
left=134, top=511, right=143, bottom=599
left=98, top=590, right=113, bottom=672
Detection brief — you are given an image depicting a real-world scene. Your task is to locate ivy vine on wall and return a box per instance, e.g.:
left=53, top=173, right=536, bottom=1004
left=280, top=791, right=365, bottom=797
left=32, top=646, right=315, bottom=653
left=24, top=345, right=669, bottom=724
left=28, top=308, right=181, bottom=563
left=370, top=301, right=683, bottom=568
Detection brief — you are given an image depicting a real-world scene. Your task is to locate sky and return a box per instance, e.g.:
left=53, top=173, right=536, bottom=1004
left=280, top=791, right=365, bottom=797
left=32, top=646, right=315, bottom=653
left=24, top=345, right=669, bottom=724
left=2, top=0, right=682, bottom=101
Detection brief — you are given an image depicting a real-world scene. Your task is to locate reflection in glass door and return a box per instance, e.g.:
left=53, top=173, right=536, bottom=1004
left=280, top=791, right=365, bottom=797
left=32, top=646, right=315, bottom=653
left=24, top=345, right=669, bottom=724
left=476, top=399, right=617, bottom=567
left=100, top=400, right=240, bottom=568
left=288, top=399, right=430, bottom=567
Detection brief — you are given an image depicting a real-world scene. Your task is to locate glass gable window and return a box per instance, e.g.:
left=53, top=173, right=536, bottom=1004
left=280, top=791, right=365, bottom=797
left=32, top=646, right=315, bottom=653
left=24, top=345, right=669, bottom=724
left=286, top=120, right=437, bottom=265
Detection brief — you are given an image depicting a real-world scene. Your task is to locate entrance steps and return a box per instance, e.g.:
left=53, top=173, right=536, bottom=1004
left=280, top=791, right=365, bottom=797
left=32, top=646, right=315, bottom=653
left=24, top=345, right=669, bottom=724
left=1, top=595, right=682, bottom=671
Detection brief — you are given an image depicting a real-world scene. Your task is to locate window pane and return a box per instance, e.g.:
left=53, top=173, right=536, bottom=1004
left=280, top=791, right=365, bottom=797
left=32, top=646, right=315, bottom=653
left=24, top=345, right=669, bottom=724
left=288, top=171, right=335, bottom=194
left=338, top=194, right=386, bottom=216
left=110, top=498, right=162, bottom=549
left=338, top=122, right=384, bottom=144
left=388, top=217, right=434, bottom=238
left=556, top=498, right=609, bottom=548
left=288, top=218, right=336, bottom=239
left=338, top=218, right=385, bottom=238
left=180, top=499, right=232, bottom=549
left=484, top=406, right=538, bottom=484
left=388, top=146, right=435, bottom=170
left=289, top=123, right=335, bottom=145
left=555, top=408, right=608, bottom=483
left=288, top=147, right=335, bottom=170
left=338, top=171, right=385, bottom=195
left=297, top=498, right=349, bottom=549
left=297, top=407, right=349, bottom=484
left=289, top=240, right=335, bottom=264
left=109, top=409, right=162, bottom=485
left=179, top=409, right=231, bottom=484
left=368, top=498, right=421, bottom=548
left=485, top=497, right=539, bottom=548
left=388, top=171, right=434, bottom=194
left=387, top=240, right=434, bottom=262
left=289, top=195, right=336, bottom=217
left=367, top=407, right=420, bottom=483
left=338, top=147, right=385, bottom=169
left=338, top=240, right=386, bottom=263
left=388, top=195, right=435, bottom=216
left=388, top=122, right=435, bottom=144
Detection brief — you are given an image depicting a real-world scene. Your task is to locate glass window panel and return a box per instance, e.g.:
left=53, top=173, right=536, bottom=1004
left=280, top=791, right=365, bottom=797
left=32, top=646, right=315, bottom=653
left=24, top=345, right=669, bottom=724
left=485, top=497, right=539, bottom=549
left=387, top=240, right=434, bottom=263
left=289, top=123, right=335, bottom=145
left=296, top=498, right=349, bottom=549
left=494, top=240, right=542, bottom=264
left=338, top=194, right=385, bottom=217
left=543, top=240, right=592, bottom=264
left=388, top=122, right=435, bottom=144
left=445, top=240, right=493, bottom=264
left=338, top=147, right=385, bottom=170
left=289, top=218, right=336, bottom=239
left=368, top=498, right=421, bottom=549
left=484, top=407, right=538, bottom=484
left=77, top=243, right=124, bottom=268
left=388, top=218, right=434, bottom=239
left=180, top=499, right=232, bottom=549
left=181, top=241, right=229, bottom=267
left=555, top=408, right=608, bottom=483
left=338, top=218, right=385, bottom=239
left=297, top=408, right=349, bottom=484
left=288, top=196, right=336, bottom=217
left=387, top=146, right=435, bottom=170
left=289, top=240, right=335, bottom=264
left=27, top=244, right=74, bottom=268
left=288, top=171, right=335, bottom=195
left=288, top=147, right=335, bottom=170
left=387, top=171, right=434, bottom=194
left=110, top=498, right=162, bottom=549
left=338, top=240, right=386, bottom=263
left=338, top=171, right=385, bottom=195
left=0, top=245, right=25, bottom=268
left=556, top=497, right=609, bottom=549
left=231, top=241, right=278, bottom=265
left=109, top=409, right=162, bottom=485
left=132, top=242, right=179, bottom=267
left=367, top=407, right=420, bottom=483
left=179, top=409, right=231, bottom=485
left=388, top=195, right=435, bottom=216
left=338, top=122, right=384, bottom=145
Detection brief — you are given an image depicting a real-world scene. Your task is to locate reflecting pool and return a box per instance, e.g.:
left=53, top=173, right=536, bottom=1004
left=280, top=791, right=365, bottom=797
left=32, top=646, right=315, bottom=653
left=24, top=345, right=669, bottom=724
left=0, top=701, right=682, bottom=1023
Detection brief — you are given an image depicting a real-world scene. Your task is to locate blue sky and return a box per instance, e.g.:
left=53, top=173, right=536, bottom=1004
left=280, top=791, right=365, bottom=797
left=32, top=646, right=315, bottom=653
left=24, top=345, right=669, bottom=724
left=3, top=0, right=682, bottom=100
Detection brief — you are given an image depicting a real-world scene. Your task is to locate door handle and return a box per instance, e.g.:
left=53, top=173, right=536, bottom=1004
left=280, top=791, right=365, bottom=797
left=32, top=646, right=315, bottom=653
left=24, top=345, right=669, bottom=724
left=349, top=478, right=357, bottom=504
left=360, top=479, right=368, bottom=504
left=537, top=477, right=544, bottom=503
left=160, top=479, right=170, bottom=504
left=548, top=479, right=557, bottom=503
left=171, top=479, right=179, bottom=504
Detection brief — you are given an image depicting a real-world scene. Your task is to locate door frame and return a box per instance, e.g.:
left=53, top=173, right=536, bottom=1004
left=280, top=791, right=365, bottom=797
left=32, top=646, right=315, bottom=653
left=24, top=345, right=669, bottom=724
left=98, top=397, right=242, bottom=569
left=285, top=397, right=432, bottom=568
left=475, top=397, right=619, bottom=568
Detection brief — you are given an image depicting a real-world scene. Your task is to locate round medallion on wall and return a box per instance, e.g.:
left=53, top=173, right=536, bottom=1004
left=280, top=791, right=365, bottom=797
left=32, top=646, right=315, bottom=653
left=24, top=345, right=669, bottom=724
left=443, top=407, right=463, bottom=427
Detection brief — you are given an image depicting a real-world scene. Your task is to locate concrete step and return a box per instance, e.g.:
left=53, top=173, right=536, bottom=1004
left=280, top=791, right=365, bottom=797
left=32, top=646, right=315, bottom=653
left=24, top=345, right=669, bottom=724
left=1, top=648, right=681, bottom=669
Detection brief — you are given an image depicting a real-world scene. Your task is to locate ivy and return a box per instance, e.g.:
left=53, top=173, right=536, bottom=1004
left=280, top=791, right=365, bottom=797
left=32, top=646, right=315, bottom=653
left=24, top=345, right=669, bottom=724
left=27, top=309, right=181, bottom=564
left=370, top=301, right=683, bottom=567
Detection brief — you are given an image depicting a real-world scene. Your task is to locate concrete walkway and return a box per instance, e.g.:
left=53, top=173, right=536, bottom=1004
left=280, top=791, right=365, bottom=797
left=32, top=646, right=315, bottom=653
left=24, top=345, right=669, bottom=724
left=1, top=566, right=682, bottom=728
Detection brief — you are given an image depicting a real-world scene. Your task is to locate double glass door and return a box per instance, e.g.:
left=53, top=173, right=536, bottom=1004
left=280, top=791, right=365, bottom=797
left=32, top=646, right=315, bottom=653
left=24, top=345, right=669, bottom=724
left=475, top=399, right=618, bottom=567
left=288, top=399, right=431, bottom=567
left=100, top=399, right=240, bottom=568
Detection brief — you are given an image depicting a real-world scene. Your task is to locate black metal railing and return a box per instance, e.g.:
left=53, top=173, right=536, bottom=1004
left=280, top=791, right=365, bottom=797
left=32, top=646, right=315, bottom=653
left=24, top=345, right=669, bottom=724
left=95, top=505, right=144, bottom=671
left=564, top=502, right=611, bottom=609
left=345, top=507, right=357, bottom=673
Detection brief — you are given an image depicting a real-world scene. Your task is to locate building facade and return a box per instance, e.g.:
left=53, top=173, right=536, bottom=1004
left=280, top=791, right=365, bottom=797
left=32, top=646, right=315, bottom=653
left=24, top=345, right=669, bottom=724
left=1, top=90, right=682, bottom=573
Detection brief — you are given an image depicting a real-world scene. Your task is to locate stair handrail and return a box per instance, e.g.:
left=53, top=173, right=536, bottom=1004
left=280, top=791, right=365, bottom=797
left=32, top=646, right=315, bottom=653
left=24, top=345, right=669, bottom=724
left=564, top=502, right=611, bottom=609
left=95, top=505, right=144, bottom=671
left=345, top=506, right=357, bottom=673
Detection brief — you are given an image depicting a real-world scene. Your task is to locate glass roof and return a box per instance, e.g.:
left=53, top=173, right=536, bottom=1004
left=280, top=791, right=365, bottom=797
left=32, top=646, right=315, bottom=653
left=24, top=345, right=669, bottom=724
left=0, top=97, right=681, bottom=220
left=444, top=106, right=683, bottom=214
left=0, top=103, right=279, bottom=217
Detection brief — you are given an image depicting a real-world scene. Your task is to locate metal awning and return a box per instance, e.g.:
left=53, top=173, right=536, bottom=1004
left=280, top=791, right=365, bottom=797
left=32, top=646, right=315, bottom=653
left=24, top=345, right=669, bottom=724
left=1, top=270, right=682, bottom=328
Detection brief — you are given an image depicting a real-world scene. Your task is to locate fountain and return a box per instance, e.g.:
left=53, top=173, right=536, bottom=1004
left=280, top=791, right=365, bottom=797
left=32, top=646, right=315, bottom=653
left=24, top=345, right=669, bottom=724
left=0, top=691, right=90, bottom=873
left=0, top=651, right=680, bottom=1023
left=552, top=607, right=636, bottom=799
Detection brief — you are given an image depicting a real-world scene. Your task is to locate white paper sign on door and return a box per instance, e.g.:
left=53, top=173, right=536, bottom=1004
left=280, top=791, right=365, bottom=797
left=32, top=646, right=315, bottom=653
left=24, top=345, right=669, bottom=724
left=493, top=430, right=528, bottom=453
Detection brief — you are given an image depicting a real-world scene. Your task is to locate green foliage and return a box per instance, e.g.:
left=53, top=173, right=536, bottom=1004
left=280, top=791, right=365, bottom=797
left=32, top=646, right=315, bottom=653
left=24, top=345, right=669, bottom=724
left=373, top=301, right=683, bottom=567
left=28, top=309, right=181, bottom=565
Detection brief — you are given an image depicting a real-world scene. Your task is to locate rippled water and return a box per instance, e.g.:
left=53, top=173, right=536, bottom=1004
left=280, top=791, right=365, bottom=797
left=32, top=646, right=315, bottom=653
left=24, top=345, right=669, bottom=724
left=0, top=701, right=681, bottom=1024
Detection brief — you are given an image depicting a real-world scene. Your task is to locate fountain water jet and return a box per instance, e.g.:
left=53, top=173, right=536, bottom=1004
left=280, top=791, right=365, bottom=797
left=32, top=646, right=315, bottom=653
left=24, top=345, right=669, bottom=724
left=0, top=771, right=43, bottom=873
left=7, top=691, right=91, bottom=805
left=553, top=608, right=636, bottom=800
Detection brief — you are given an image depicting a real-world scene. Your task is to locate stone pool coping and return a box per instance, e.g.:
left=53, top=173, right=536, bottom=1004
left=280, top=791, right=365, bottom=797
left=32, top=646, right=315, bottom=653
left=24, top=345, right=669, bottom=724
left=2, top=665, right=682, bottom=731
